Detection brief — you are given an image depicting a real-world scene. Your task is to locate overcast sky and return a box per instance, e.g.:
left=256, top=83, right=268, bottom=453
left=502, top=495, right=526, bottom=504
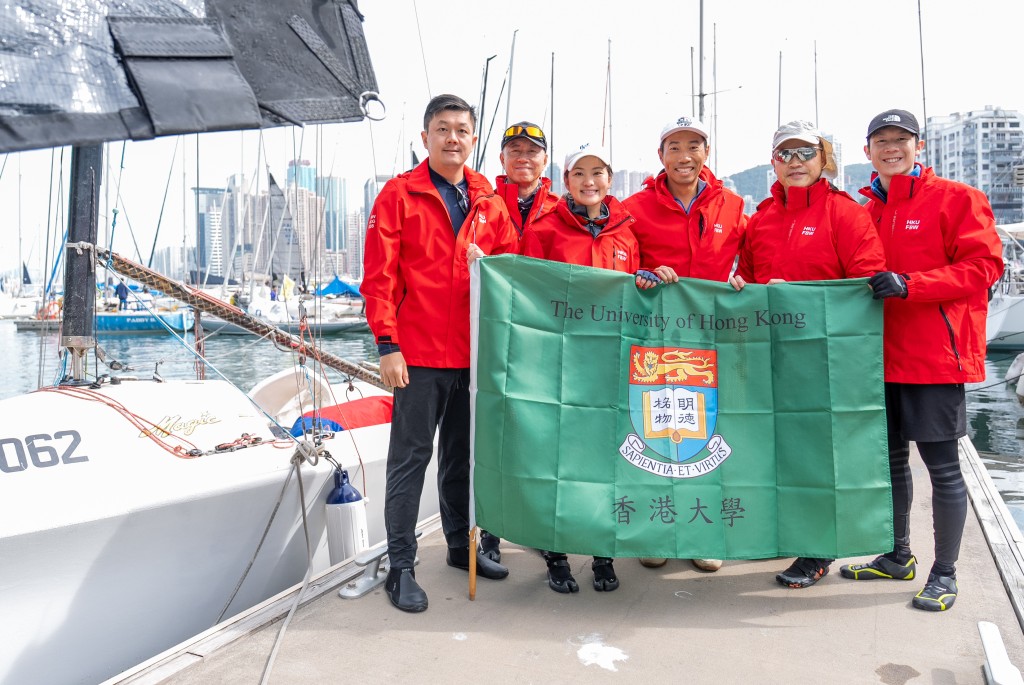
left=2, top=0, right=1022, bottom=273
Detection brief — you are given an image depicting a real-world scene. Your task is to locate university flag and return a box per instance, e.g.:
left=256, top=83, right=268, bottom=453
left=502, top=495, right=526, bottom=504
left=469, top=255, right=892, bottom=559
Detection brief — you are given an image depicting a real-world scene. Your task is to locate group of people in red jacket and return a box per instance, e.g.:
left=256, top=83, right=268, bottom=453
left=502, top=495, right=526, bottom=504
left=361, top=94, right=1003, bottom=614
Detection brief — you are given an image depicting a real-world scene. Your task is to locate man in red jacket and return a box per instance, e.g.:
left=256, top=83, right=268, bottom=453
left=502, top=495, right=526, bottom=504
left=624, top=117, right=747, bottom=283
left=362, top=94, right=521, bottom=613
left=839, top=110, right=1004, bottom=612
left=495, top=121, right=560, bottom=237
left=477, top=121, right=561, bottom=564
left=623, top=116, right=748, bottom=574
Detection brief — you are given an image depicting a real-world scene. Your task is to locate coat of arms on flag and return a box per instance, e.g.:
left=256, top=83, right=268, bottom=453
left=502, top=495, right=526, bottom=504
left=622, top=346, right=732, bottom=477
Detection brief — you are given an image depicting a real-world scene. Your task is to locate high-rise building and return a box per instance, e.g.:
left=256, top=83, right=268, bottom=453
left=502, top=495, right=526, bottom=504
left=287, top=160, right=317, bottom=193
left=927, top=106, right=1024, bottom=224
left=191, top=187, right=225, bottom=282
left=318, top=176, right=348, bottom=251
left=363, top=174, right=393, bottom=219
left=285, top=185, right=328, bottom=280
left=823, top=134, right=844, bottom=191
left=346, top=209, right=367, bottom=279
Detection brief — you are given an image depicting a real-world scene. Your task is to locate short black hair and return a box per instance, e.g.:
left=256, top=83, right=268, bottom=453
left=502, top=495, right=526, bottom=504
left=423, top=94, right=477, bottom=132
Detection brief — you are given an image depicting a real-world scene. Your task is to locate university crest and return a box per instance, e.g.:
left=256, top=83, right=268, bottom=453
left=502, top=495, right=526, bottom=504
left=618, top=345, right=733, bottom=478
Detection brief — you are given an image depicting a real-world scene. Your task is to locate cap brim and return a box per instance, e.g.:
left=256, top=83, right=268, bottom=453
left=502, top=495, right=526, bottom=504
left=867, top=123, right=918, bottom=138
left=661, top=126, right=709, bottom=142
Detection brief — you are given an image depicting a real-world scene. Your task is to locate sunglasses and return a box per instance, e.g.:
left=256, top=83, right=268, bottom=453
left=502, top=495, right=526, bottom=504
left=773, top=146, right=822, bottom=163
left=504, top=125, right=545, bottom=140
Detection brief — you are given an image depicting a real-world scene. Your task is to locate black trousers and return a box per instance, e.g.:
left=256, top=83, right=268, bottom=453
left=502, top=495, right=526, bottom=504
left=384, top=366, right=471, bottom=568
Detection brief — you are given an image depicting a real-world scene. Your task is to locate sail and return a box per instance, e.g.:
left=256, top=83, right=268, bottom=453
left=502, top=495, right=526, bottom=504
left=264, top=174, right=304, bottom=282
left=0, top=0, right=378, bottom=154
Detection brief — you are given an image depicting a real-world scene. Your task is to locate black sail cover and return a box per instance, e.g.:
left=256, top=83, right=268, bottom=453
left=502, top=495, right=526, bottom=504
left=0, top=0, right=378, bottom=154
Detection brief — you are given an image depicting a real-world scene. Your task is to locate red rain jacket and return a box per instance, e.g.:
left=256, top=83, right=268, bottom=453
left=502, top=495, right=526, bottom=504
left=361, top=161, right=519, bottom=368
left=623, top=167, right=748, bottom=281
left=860, top=166, right=1003, bottom=384
left=494, top=174, right=560, bottom=236
left=737, top=178, right=886, bottom=283
left=520, top=195, right=639, bottom=272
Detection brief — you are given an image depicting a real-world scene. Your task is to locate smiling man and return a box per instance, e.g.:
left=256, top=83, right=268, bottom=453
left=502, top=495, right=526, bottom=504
left=624, top=117, right=747, bottom=285
left=623, top=116, right=748, bottom=574
left=837, top=110, right=1003, bottom=612
left=495, top=121, right=559, bottom=237
left=362, top=94, right=521, bottom=613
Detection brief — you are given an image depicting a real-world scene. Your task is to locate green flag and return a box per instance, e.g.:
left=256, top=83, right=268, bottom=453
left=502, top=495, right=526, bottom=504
left=470, top=255, right=892, bottom=560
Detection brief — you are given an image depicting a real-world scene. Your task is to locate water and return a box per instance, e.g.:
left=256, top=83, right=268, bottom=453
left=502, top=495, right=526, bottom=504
left=4, top=320, right=1023, bottom=528
left=967, top=352, right=1024, bottom=530
left=0, top=320, right=378, bottom=397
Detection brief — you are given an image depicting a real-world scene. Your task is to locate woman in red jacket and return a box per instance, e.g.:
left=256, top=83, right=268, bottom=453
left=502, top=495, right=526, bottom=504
left=729, top=120, right=886, bottom=590
left=489, top=143, right=670, bottom=594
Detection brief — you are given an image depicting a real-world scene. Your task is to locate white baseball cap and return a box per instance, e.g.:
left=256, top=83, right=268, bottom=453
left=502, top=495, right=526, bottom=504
left=660, top=116, right=710, bottom=144
left=564, top=142, right=612, bottom=172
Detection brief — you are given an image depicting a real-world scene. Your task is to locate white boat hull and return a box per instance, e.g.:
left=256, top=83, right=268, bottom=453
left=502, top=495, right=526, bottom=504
left=0, top=375, right=433, bottom=685
left=987, top=292, right=1024, bottom=350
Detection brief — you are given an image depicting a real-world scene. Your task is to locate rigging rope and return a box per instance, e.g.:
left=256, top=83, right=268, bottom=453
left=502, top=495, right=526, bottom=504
left=95, top=247, right=388, bottom=390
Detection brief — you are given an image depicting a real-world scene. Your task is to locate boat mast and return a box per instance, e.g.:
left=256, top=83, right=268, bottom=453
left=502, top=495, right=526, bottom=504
left=917, top=0, right=929, bottom=156
left=62, top=145, right=102, bottom=381
left=813, top=41, right=820, bottom=127
left=698, top=0, right=705, bottom=120
left=549, top=52, right=555, bottom=183
left=777, top=51, right=783, bottom=128
left=504, top=30, right=518, bottom=130
left=475, top=54, right=496, bottom=171
left=606, top=39, right=613, bottom=162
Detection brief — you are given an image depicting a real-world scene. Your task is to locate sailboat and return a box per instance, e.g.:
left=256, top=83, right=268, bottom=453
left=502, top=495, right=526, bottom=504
left=0, top=3, right=431, bottom=684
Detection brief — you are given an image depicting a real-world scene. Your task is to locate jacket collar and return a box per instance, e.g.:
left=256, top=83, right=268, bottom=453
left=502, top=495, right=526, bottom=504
left=861, top=164, right=929, bottom=203
left=407, top=160, right=494, bottom=200
left=771, top=176, right=832, bottom=208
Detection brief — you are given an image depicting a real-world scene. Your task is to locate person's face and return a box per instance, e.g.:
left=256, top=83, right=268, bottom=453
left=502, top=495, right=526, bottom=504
left=658, top=132, right=708, bottom=188
left=566, top=156, right=611, bottom=212
left=771, top=139, right=824, bottom=188
left=421, top=110, right=476, bottom=171
left=864, top=126, right=924, bottom=179
left=499, top=139, right=547, bottom=186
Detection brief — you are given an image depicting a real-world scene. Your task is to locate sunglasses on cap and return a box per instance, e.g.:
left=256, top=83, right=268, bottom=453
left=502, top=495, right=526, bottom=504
left=773, top=146, right=822, bottom=163
left=504, top=125, right=545, bottom=139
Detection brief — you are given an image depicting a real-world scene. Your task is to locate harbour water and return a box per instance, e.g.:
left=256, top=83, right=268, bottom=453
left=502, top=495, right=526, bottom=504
left=3, top=320, right=1023, bottom=528
left=968, top=352, right=1024, bottom=529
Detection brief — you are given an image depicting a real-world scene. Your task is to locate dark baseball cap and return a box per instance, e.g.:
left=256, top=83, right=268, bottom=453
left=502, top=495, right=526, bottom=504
left=501, top=121, right=547, bottom=151
left=867, top=109, right=920, bottom=139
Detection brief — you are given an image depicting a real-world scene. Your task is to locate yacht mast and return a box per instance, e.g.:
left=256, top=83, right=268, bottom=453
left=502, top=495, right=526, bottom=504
left=62, top=145, right=102, bottom=381
left=698, top=0, right=705, bottom=120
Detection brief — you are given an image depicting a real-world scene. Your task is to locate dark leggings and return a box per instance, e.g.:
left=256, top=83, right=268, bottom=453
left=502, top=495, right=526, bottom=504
left=887, top=436, right=966, bottom=577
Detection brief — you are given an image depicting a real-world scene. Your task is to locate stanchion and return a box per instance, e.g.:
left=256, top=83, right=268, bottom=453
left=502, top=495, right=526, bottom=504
left=469, top=526, right=478, bottom=600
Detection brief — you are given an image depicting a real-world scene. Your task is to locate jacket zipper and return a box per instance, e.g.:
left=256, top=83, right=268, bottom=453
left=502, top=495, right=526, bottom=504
left=939, top=305, right=963, bottom=372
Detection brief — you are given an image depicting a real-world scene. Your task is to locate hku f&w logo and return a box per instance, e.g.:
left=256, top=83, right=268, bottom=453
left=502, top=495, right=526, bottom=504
left=618, top=345, right=733, bottom=478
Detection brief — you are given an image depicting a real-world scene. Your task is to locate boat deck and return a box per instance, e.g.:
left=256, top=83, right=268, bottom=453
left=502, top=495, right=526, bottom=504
left=115, top=444, right=1024, bottom=685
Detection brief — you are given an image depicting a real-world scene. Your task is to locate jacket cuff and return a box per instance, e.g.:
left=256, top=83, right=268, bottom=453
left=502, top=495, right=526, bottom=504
left=377, top=341, right=401, bottom=357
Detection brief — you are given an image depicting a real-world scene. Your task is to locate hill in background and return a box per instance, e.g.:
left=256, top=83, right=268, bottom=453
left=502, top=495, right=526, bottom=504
left=725, top=162, right=875, bottom=206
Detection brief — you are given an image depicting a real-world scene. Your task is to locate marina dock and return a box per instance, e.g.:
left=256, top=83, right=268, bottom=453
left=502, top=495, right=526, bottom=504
left=114, top=442, right=1024, bottom=684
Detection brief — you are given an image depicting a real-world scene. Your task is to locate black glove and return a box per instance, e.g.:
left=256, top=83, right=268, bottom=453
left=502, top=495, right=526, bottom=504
left=868, top=271, right=909, bottom=299
left=635, top=269, right=663, bottom=285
